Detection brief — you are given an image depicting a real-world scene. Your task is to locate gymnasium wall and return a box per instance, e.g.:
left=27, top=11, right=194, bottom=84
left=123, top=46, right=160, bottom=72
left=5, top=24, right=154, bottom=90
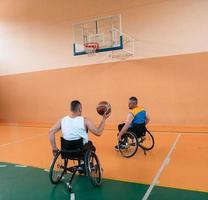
left=1, top=0, right=208, bottom=75
left=0, top=52, right=208, bottom=130
left=0, top=0, right=208, bottom=130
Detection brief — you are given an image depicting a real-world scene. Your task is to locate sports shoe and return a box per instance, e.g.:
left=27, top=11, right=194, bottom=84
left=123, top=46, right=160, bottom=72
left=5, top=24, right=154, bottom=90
left=114, top=143, right=126, bottom=151
left=78, top=164, right=86, bottom=175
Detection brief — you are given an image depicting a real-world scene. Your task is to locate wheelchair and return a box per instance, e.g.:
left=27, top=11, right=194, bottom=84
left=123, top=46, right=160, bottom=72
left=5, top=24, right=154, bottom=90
left=49, top=137, right=102, bottom=199
left=118, top=127, right=154, bottom=158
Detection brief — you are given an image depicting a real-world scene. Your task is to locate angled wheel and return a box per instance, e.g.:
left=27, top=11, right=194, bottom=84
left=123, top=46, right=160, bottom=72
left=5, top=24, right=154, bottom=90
left=138, top=129, right=154, bottom=151
left=119, top=131, right=138, bottom=158
left=85, top=151, right=102, bottom=186
left=49, top=151, right=67, bottom=184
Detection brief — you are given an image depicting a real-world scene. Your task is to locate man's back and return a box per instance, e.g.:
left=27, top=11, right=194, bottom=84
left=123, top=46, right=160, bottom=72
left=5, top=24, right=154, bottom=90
left=130, top=106, right=146, bottom=125
left=61, top=116, right=88, bottom=144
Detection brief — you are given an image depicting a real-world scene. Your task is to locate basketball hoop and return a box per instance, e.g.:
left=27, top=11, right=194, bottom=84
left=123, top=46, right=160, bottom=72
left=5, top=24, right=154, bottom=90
left=84, top=43, right=99, bottom=56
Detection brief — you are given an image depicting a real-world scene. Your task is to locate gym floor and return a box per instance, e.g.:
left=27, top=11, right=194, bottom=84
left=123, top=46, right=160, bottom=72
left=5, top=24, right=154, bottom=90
left=0, top=125, right=207, bottom=200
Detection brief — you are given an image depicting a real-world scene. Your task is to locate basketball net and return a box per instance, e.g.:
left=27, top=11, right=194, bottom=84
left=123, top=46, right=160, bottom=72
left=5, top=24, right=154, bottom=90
left=84, top=43, right=99, bottom=56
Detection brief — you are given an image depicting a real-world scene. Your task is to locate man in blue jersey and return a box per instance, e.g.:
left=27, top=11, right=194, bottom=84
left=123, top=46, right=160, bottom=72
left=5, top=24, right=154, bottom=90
left=115, top=96, right=150, bottom=150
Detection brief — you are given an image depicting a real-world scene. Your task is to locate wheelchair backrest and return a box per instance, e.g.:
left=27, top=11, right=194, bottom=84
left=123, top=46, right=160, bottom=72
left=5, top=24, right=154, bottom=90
left=61, top=137, right=83, bottom=151
left=60, top=137, right=84, bottom=159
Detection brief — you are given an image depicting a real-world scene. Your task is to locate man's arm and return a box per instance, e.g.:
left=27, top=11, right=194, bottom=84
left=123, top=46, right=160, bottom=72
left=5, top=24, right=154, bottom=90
left=85, top=112, right=110, bottom=136
left=118, top=113, right=134, bottom=141
left=145, top=113, right=150, bottom=125
left=49, top=120, right=61, bottom=155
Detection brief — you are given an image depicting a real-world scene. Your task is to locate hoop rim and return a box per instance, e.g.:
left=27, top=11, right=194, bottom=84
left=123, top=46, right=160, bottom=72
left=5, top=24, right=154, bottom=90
left=84, top=42, right=99, bottom=56
left=84, top=42, right=100, bottom=50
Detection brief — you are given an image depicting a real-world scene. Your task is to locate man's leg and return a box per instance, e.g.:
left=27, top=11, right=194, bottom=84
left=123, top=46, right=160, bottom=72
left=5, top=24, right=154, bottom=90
left=115, top=123, right=127, bottom=150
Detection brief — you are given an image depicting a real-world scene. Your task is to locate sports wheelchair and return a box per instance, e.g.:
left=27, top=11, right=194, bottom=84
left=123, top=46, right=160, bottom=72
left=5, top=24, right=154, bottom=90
left=118, top=126, right=154, bottom=158
left=49, top=137, right=102, bottom=199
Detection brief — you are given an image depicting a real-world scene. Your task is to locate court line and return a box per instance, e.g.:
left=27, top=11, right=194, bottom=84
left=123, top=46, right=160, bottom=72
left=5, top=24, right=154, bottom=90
left=15, top=165, right=27, bottom=168
left=142, top=133, right=181, bottom=200
left=0, top=164, right=7, bottom=168
left=0, top=133, right=47, bottom=148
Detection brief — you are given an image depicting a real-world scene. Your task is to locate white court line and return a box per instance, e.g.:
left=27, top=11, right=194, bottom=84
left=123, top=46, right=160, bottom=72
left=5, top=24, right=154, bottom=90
left=0, top=133, right=47, bottom=148
left=15, top=165, right=27, bottom=168
left=142, top=133, right=181, bottom=200
left=0, top=165, right=7, bottom=168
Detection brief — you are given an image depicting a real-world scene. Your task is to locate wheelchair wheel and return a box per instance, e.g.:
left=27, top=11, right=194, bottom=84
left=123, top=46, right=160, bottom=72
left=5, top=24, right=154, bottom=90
left=119, top=131, right=138, bottom=158
left=49, top=151, right=67, bottom=184
left=138, top=129, right=154, bottom=151
left=85, top=151, right=102, bottom=186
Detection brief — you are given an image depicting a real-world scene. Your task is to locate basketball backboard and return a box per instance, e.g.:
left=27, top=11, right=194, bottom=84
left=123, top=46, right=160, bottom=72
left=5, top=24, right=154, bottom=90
left=73, top=15, right=123, bottom=56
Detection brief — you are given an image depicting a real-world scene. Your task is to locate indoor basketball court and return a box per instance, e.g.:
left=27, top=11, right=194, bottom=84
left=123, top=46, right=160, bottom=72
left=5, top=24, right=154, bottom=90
left=0, top=1, right=208, bottom=200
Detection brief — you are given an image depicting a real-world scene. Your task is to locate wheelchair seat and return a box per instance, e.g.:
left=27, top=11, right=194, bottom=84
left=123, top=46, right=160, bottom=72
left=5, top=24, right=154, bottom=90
left=131, top=123, right=146, bottom=137
left=61, top=137, right=84, bottom=159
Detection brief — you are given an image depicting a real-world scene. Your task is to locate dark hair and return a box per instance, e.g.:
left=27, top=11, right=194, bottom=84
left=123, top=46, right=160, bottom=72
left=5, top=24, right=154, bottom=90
left=70, top=100, right=81, bottom=112
left=129, top=96, right=138, bottom=104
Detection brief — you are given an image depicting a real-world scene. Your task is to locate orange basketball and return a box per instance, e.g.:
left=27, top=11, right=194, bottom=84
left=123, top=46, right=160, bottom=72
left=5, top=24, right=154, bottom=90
left=96, top=101, right=111, bottom=116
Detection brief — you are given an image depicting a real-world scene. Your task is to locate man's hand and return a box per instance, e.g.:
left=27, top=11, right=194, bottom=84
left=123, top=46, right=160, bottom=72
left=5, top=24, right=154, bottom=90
left=103, top=109, right=111, bottom=119
left=52, top=148, right=59, bottom=156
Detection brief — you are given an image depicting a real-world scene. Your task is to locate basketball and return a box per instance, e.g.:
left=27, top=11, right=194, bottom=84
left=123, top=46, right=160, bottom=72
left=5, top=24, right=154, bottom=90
left=96, top=101, right=111, bottom=116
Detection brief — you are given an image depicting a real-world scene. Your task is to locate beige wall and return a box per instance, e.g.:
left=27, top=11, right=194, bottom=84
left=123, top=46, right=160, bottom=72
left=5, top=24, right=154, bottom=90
left=0, top=52, right=208, bottom=127
left=1, top=0, right=208, bottom=75
left=1, top=0, right=208, bottom=129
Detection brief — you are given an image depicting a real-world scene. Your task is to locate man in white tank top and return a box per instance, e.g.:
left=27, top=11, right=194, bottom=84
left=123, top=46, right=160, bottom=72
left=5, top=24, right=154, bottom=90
left=49, top=100, right=110, bottom=155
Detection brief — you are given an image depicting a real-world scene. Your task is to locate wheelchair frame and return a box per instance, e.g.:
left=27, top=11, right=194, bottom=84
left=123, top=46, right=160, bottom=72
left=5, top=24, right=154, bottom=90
left=49, top=138, right=102, bottom=198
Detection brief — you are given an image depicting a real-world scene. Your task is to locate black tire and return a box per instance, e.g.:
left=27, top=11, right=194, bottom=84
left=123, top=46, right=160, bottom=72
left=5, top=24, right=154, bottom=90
left=85, top=151, right=102, bottom=186
left=49, top=151, right=67, bottom=184
left=119, top=131, right=138, bottom=158
left=138, top=129, right=154, bottom=151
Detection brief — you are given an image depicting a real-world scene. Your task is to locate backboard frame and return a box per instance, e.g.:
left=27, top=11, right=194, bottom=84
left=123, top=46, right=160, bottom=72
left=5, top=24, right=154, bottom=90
left=73, top=15, right=123, bottom=56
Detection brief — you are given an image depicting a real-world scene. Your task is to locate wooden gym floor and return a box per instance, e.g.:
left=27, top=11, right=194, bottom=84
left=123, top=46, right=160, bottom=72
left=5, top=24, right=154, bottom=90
left=0, top=125, right=208, bottom=200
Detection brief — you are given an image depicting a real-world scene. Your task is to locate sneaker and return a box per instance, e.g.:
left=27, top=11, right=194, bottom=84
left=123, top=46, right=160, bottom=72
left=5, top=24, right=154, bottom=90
left=78, top=164, right=86, bottom=175
left=114, top=143, right=126, bottom=151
